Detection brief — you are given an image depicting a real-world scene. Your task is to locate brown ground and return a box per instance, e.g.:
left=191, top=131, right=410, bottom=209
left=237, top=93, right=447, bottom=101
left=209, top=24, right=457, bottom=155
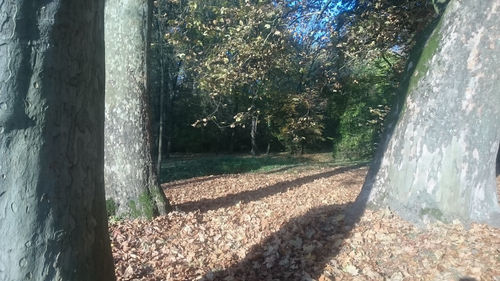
left=110, top=165, right=500, bottom=281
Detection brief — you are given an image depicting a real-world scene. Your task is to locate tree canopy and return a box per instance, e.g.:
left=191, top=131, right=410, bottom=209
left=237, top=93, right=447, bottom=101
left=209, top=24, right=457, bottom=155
left=150, top=0, right=436, bottom=157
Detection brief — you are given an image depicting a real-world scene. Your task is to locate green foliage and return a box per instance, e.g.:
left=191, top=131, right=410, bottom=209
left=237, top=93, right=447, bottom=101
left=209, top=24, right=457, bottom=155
left=331, top=55, right=397, bottom=160
left=334, top=103, right=377, bottom=160
left=276, top=94, right=325, bottom=154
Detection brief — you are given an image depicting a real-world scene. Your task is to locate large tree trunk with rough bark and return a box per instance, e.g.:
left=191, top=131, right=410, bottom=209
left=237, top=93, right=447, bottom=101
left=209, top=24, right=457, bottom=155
left=0, top=1, right=115, bottom=280
left=353, top=0, right=500, bottom=227
left=105, top=0, right=170, bottom=218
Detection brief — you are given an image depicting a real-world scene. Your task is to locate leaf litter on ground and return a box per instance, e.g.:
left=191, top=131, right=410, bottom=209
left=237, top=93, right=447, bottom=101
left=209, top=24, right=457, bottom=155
left=110, top=163, right=500, bottom=281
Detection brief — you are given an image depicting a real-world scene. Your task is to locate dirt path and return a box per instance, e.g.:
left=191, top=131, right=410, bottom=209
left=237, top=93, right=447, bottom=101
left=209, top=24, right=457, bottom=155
left=110, top=165, right=500, bottom=281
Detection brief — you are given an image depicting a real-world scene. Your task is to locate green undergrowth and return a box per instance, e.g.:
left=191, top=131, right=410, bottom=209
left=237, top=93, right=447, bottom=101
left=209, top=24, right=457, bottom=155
left=160, top=153, right=371, bottom=182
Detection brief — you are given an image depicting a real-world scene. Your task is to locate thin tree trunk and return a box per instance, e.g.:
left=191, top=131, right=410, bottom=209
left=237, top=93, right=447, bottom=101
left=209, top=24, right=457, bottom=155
left=105, top=0, right=170, bottom=218
left=164, top=61, right=182, bottom=159
left=250, top=115, right=259, bottom=156
left=266, top=116, right=272, bottom=155
left=156, top=1, right=166, bottom=177
left=157, top=84, right=165, bottom=176
left=164, top=76, right=174, bottom=159
left=0, top=1, right=115, bottom=279
left=167, top=136, right=172, bottom=158
left=229, top=130, right=236, bottom=153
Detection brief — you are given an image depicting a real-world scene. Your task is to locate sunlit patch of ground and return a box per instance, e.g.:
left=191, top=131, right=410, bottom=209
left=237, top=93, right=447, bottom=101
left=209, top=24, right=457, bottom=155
left=110, top=164, right=500, bottom=281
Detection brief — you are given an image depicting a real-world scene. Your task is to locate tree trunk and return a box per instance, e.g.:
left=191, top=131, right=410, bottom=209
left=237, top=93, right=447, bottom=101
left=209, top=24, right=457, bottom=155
left=229, top=129, right=236, bottom=153
left=157, top=85, right=165, bottom=176
left=266, top=116, right=272, bottom=155
left=164, top=72, right=175, bottom=159
left=355, top=0, right=500, bottom=227
left=166, top=136, right=172, bottom=158
left=0, top=1, right=115, bottom=280
left=250, top=115, right=259, bottom=156
left=156, top=3, right=166, bottom=178
left=105, top=0, right=170, bottom=218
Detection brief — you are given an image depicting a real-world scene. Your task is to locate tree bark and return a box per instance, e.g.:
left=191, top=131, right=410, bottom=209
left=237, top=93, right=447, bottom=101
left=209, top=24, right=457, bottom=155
left=0, top=1, right=115, bottom=280
left=354, top=0, right=500, bottom=227
left=105, top=0, right=170, bottom=218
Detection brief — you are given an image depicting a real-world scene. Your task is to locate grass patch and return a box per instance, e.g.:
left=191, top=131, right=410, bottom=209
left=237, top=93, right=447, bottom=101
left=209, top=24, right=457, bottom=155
left=160, top=153, right=372, bottom=182
left=160, top=154, right=309, bottom=182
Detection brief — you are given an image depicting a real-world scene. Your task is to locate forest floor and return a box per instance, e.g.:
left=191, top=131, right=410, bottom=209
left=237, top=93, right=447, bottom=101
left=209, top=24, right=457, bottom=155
left=110, top=154, right=500, bottom=281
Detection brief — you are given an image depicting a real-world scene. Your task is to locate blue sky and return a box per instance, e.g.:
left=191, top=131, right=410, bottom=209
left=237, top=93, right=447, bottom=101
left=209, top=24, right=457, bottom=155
left=285, top=0, right=356, bottom=45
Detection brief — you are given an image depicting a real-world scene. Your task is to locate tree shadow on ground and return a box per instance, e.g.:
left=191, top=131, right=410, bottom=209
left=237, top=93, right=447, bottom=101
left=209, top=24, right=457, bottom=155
left=262, top=164, right=301, bottom=174
left=207, top=203, right=351, bottom=281
left=175, top=164, right=364, bottom=213
left=161, top=175, right=224, bottom=190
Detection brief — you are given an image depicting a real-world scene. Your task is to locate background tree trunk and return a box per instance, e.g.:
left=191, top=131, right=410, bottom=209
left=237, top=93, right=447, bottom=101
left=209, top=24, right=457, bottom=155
left=105, top=0, right=170, bottom=218
left=156, top=4, right=166, bottom=177
left=266, top=116, right=272, bottom=155
left=354, top=0, right=500, bottom=227
left=250, top=116, right=259, bottom=156
left=164, top=69, right=177, bottom=159
left=0, top=1, right=115, bottom=280
left=157, top=81, right=165, bottom=176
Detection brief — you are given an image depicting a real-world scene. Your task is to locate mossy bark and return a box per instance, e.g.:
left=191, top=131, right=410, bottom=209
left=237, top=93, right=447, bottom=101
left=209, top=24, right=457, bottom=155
left=0, top=1, right=115, bottom=280
left=354, top=0, right=500, bottom=227
left=105, top=0, right=171, bottom=218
